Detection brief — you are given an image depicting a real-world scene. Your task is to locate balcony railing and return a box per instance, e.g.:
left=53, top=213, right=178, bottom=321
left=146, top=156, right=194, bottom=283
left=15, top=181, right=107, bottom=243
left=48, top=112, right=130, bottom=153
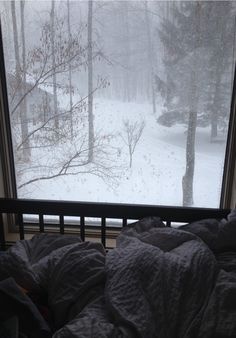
left=0, top=198, right=230, bottom=250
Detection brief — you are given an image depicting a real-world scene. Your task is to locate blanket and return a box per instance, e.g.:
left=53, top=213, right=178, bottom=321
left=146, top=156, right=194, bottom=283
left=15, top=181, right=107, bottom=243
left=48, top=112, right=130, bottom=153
left=0, top=216, right=236, bottom=338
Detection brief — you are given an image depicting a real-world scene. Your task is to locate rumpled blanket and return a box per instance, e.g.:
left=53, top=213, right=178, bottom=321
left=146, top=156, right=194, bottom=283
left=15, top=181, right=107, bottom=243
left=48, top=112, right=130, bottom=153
left=0, top=216, right=236, bottom=338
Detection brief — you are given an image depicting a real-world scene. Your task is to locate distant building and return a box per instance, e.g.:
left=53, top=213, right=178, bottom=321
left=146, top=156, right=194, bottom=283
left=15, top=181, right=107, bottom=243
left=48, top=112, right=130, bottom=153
left=6, top=73, right=55, bottom=124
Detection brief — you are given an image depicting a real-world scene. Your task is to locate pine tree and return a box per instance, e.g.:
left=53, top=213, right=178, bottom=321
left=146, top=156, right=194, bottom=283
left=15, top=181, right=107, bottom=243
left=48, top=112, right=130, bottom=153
left=158, top=1, right=235, bottom=138
left=159, top=1, right=235, bottom=206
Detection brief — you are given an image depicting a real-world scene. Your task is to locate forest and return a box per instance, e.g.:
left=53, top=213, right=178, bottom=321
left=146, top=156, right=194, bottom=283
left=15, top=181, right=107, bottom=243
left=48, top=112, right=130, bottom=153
left=0, top=0, right=235, bottom=207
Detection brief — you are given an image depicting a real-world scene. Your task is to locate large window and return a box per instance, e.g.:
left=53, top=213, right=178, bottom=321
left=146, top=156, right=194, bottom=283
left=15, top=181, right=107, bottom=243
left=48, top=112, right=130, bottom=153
left=0, top=1, right=235, bottom=207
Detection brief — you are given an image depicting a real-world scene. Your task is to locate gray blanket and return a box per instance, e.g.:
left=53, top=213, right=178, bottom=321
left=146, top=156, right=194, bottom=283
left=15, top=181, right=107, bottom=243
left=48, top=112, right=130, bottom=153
left=0, top=217, right=236, bottom=338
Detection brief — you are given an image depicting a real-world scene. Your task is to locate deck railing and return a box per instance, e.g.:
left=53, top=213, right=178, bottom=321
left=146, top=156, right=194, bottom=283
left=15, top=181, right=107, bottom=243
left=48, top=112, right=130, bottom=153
left=0, top=198, right=230, bottom=250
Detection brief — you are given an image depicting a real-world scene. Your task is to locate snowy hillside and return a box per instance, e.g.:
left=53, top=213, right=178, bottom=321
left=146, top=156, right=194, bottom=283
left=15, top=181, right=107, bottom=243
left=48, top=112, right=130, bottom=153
left=18, top=98, right=225, bottom=208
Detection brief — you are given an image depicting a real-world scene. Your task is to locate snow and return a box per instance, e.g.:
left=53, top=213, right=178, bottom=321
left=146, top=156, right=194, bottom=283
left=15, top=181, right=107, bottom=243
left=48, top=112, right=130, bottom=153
left=17, top=96, right=226, bottom=208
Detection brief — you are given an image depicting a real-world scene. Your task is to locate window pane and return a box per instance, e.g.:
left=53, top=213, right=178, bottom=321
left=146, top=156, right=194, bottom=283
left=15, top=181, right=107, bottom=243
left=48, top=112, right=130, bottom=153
left=0, top=1, right=235, bottom=207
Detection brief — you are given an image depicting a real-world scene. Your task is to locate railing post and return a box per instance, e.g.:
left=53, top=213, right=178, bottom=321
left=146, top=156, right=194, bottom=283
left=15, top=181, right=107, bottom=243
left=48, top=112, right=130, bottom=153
left=166, top=220, right=171, bottom=227
left=39, top=213, right=44, bottom=232
left=122, top=218, right=127, bottom=227
left=101, top=217, right=106, bottom=248
left=59, top=215, right=64, bottom=235
left=18, top=213, right=24, bottom=240
left=80, top=216, right=85, bottom=241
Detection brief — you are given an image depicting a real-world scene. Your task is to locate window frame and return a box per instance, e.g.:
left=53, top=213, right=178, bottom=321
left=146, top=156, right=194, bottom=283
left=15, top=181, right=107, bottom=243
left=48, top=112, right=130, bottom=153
left=0, top=17, right=235, bottom=210
left=0, top=21, right=17, bottom=200
left=220, top=65, right=236, bottom=208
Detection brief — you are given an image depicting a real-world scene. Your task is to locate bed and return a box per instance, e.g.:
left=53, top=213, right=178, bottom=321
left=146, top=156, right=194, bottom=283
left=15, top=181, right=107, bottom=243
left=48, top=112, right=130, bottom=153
left=0, top=198, right=236, bottom=338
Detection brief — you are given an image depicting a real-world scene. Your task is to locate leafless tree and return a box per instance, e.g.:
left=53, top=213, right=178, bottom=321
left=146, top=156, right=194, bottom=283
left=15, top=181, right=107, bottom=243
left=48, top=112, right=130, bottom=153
left=67, top=0, right=73, bottom=139
left=182, top=1, right=201, bottom=206
left=11, top=0, right=30, bottom=161
left=144, top=1, right=156, bottom=115
left=87, top=0, right=94, bottom=162
left=50, top=0, right=59, bottom=130
left=17, top=129, right=120, bottom=190
left=121, top=119, right=145, bottom=168
left=4, top=1, right=128, bottom=192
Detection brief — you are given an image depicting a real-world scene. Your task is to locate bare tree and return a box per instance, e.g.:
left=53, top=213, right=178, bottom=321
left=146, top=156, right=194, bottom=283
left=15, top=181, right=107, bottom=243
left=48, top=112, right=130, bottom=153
left=17, top=129, right=119, bottom=190
left=10, top=22, right=88, bottom=118
left=20, top=0, right=30, bottom=158
left=144, top=1, right=156, bottom=115
left=7, top=4, right=111, bottom=189
left=8, top=6, right=105, bottom=152
left=87, top=0, right=94, bottom=162
left=122, top=1, right=131, bottom=102
left=67, top=0, right=73, bottom=139
left=5, top=1, right=121, bottom=191
left=121, top=119, right=145, bottom=168
left=182, top=72, right=198, bottom=206
left=50, top=0, right=59, bottom=130
left=11, top=0, right=30, bottom=161
left=182, top=2, right=201, bottom=206
left=14, top=81, right=112, bottom=191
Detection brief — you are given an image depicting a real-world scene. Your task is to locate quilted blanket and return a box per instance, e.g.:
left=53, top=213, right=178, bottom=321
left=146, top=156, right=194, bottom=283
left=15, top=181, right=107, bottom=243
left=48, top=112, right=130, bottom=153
left=0, top=216, right=236, bottom=338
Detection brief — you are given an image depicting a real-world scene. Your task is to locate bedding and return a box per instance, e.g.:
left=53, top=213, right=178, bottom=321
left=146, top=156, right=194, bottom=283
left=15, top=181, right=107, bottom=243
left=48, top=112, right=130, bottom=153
left=0, top=216, right=236, bottom=338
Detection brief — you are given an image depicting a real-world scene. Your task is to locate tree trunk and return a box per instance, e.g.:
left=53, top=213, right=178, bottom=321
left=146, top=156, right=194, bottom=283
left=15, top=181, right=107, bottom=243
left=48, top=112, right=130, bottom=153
left=182, top=69, right=198, bottom=206
left=87, top=0, right=94, bottom=162
left=50, top=0, right=58, bottom=130
left=210, top=62, right=223, bottom=141
left=165, top=1, right=172, bottom=111
left=20, top=0, right=30, bottom=159
left=67, top=0, right=73, bottom=139
left=144, top=1, right=156, bottom=115
left=121, top=1, right=131, bottom=102
left=210, top=6, right=227, bottom=142
left=182, top=2, right=201, bottom=206
left=182, top=122, right=197, bottom=206
left=129, top=145, right=132, bottom=168
left=2, top=2, right=12, bottom=68
left=11, top=0, right=30, bottom=161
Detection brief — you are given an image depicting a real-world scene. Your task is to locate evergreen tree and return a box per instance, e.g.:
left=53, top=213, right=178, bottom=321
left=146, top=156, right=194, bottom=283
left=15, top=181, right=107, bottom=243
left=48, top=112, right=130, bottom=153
left=158, top=1, right=235, bottom=140
left=159, top=1, right=235, bottom=206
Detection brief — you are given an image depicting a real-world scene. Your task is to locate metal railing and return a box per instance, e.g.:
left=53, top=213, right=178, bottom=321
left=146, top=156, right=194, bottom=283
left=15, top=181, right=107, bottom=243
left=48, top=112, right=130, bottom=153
left=0, top=198, right=230, bottom=250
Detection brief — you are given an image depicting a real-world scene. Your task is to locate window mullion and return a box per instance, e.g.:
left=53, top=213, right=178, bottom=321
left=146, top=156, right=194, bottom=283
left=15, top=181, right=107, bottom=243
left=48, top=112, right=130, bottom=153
left=0, top=21, right=17, bottom=199
left=220, top=64, right=236, bottom=208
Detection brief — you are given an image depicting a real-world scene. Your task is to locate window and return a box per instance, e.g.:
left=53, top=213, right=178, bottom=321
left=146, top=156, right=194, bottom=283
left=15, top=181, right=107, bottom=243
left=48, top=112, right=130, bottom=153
left=0, top=1, right=235, bottom=208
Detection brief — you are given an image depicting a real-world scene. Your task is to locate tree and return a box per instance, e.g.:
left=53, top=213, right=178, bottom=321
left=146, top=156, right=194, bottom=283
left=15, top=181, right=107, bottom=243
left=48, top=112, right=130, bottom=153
left=158, top=1, right=235, bottom=140
left=87, top=0, right=94, bottom=162
left=20, top=0, right=30, bottom=158
left=159, top=1, right=235, bottom=205
left=67, top=0, right=73, bottom=139
left=163, top=2, right=173, bottom=112
left=11, top=0, right=30, bottom=161
left=121, top=119, right=145, bottom=168
left=50, top=0, right=59, bottom=130
left=144, top=1, right=156, bottom=115
left=205, top=2, right=235, bottom=140
left=160, top=1, right=202, bottom=206
left=2, top=1, right=117, bottom=191
left=17, top=129, right=119, bottom=190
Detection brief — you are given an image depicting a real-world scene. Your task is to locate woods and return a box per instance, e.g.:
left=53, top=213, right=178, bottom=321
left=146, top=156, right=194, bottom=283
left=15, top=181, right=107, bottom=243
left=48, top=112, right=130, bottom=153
left=0, top=1, right=235, bottom=206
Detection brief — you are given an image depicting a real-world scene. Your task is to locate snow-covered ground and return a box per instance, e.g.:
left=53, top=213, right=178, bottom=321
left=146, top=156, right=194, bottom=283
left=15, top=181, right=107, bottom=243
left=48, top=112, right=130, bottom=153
left=17, top=98, right=226, bottom=208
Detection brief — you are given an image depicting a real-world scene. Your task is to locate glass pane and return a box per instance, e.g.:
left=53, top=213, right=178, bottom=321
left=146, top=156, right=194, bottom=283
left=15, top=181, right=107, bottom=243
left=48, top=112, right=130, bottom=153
left=0, top=1, right=235, bottom=207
